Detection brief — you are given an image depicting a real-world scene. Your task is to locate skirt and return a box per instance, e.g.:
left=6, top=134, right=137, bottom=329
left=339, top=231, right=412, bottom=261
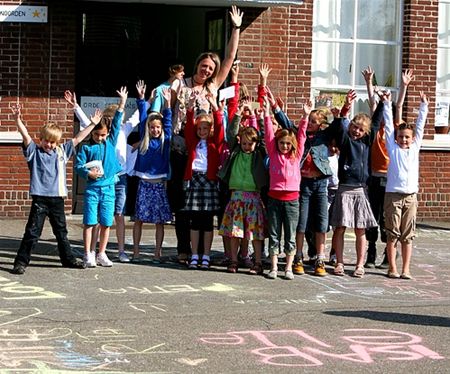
left=219, top=191, right=267, bottom=241
left=183, top=172, right=220, bottom=212
left=135, top=180, right=172, bottom=224
left=329, top=185, right=377, bottom=229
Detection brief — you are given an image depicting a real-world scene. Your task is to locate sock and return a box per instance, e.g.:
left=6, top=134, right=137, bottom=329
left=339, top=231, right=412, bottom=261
left=202, top=255, right=210, bottom=261
left=191, top=254, right=199, bottom=260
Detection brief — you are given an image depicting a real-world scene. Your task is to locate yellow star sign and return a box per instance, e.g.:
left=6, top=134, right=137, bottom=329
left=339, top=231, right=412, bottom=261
left=32, top=10, right=40, bottom=18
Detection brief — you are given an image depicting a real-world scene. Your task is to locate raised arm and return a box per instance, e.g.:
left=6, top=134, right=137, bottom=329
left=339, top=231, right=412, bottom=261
left=361, top=66, right=377, bottom=115
left=64, top=90, right=91, bottom=129
left=382, top=91, right=395, bottom=148
left=414, top=91, right=429, bottom=146
left=214, top=5, right=243, bottom=88
left=10, top=103, right=32, bottom=147
left=72, top=109, right=102, bottom=147
left=396, top=69, right=414, bottom=125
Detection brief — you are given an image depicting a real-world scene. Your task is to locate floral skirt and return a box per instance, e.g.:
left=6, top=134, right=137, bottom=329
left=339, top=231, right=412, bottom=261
left=135, top=180, right=172, bottom=224
left=219, top=190, right=267, bottom=240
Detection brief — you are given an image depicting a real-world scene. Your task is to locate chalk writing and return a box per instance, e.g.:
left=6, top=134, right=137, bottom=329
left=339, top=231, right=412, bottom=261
left=232, top=296, right=341, bottom=305
left=0, top=308, right=42, bottom=327
left=0, top=276, right=64, bottom=300
left=99, top=283, right=235, bottom=295
left=200, top=329, right=444, bottom=367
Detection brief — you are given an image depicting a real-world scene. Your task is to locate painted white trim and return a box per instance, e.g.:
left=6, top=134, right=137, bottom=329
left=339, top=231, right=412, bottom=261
left=0, top=132, right=23, bottom=144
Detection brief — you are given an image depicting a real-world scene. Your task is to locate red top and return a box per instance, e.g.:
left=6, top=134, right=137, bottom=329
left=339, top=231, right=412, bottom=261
left=183, top=109, right=225, bottom=182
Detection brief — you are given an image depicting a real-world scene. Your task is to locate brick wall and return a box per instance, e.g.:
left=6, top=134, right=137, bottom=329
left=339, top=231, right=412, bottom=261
left=0, top=0, right=77, bottom=217
left=1, top=0, right=449, bottom=220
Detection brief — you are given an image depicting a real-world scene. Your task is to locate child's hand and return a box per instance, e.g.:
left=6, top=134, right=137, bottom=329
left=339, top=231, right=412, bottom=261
left=117, top=86, right=128, bottom=109
left=254, top=107, right=264, bottom=120
left=302, top=99, right=313, bottom=118
left=136, top=80, right=146, bottom=100
left=162, top=87, right=172, bottom=106
left=380, top=89, right=392, bottom=102
left=230, top=63, right=239, bottom=83
left=88, top=167, right=103, bottom=180
left=187, top=91, right=197, bottom=111
left=276, top=97, right=285, bottom=111
left=266, top=86, right=276, bottom=108
left=330, top=107, right=340, bottom=118
left=218, top=99, right=225, bottom=112
left=10, top=103, right=21, bottom=117
left=148, top=88, right=157, bottom=104
left=361, top=66, right=374, bottom=84
left=90, top=109, right=103, bottom=125
left=64, top=90, right=78, bottom=108
left=206, top=92, right=219, bottom=112
left=419, top=91, right=428, bottom=105
left=229, top=5, right=243, bottom=28
left=259, top=63, right=271, bottom=81
left=402, top=69, right=414, bottom=86
left=345, top=89, right=357, bottom=107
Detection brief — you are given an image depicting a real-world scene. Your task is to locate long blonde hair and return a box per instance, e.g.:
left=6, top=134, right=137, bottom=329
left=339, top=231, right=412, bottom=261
left=139, top=112, right=165, bottom=154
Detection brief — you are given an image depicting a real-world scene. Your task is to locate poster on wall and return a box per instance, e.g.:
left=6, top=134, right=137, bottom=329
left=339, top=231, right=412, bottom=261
left=80, top=97, right=138, bottom=122
left=0, top=5, right=47, bottom=23
left=435, top=97, right=450, bottom=127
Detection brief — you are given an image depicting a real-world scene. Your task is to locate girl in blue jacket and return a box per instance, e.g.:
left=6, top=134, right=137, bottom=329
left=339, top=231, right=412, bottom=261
left=75, top=86, right=127, bottom=268
left=132, top=81, right=172, bottom=263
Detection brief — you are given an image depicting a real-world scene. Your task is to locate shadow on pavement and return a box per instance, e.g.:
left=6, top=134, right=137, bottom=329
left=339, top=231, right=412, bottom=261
left=324, top=310, right=450, bottom=327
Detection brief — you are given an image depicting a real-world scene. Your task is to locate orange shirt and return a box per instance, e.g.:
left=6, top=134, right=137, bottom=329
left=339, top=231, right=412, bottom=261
left=370, top=125, right=389, bottom=174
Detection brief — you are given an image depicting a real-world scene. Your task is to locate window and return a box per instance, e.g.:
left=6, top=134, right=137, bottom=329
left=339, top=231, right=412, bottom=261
left=435, top=0, right=450, bottom=127
left=311, top=0, right=403, bottom=114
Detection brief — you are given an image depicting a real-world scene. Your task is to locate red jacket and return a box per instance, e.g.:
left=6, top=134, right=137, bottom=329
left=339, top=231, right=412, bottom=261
left=184, top=109, right=224, bottom=181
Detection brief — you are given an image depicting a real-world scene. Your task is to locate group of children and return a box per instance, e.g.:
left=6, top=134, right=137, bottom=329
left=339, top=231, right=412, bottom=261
left=10, top=6, right=428, bottom=281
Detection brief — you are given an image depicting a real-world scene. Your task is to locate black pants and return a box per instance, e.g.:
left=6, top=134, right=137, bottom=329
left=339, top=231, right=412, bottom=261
left=366, top=175, right=387, bottom=244
left=14, top=196, right=77, bottom=267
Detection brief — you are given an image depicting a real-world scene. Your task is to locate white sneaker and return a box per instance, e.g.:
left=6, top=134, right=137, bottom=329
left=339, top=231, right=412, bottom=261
left=97, top=252, right=113, bottom=267
left=84, top=252, right=97, bottom=268
left=118, top=251, right=130, bottom=263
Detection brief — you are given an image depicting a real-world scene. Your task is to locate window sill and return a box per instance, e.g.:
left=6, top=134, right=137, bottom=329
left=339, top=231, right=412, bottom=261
left=422, top=134, right=450, bottom=151
left=0, top=132, right=23, bottom=144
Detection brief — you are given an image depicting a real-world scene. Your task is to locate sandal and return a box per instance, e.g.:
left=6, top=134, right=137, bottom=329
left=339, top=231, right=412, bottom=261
left=227, top=261, right=238, bottom=273
left=333, top=263, right=345, bottom=276
left=353, top=265, right=365, bottom=278
left=249, top=262, right=263, bottom=275
left=200, top=258, right=210, bottom=270
left=188, top=258, right=199, bottom=269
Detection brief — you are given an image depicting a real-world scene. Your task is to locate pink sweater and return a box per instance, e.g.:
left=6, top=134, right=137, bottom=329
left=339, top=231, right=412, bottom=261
left=264, top=116, right=307, bottom=192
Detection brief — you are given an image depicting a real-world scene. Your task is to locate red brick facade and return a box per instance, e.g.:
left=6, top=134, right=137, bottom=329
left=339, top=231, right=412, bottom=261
left=0, top=0, right=449, bottom=220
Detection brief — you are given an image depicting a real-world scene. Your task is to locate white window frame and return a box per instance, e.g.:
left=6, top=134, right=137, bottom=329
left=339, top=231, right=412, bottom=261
left=311, top=0, right=404, bottom=116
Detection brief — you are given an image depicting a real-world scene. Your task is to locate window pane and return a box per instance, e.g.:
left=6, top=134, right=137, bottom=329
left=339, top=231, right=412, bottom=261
left=313, top=0, right=355, bottom=39
left=312, top=42, right=353, bottom=86
left=357, top=0, right=400, bottom=41
left=437, top=47, right=450, bottom=91
left=355, top=44, right=398, bottom=87
left=438, top=2, right=450, bottom=45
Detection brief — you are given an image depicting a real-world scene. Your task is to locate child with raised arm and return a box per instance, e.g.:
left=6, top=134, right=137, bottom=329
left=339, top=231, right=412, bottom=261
left=218, top=107, right=268, bottom=275
left=382, top=90, right=428, bottom=280
left=64, top=90, right=142, bottom=263
left=11, top=103, right=101, bottom=275
left=132, top=81, right=173, bottom=263
left=329, top=90, right=378, bottom=278
left=264, top=98, right=307, bottom=280
left=184, top=93, right=225, bottom=270
left=75, top=87, right=127, bottom=268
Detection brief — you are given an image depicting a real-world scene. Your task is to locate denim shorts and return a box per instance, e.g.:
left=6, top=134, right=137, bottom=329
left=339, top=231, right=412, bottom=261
left=297, top=177, right=329, bottom=233
left=83, top=184, right=115, bottom=227
left=114, top=174, right=128, bottom=215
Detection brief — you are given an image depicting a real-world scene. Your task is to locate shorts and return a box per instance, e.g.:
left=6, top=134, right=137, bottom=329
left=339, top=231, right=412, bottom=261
left=114, top=174, right=128, bottom=215
left=83, top=184, right=115, bottom=227
left=383, top=192, right=417, bottom=244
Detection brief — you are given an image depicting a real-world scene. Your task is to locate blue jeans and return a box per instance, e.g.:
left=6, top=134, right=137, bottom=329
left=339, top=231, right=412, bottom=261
left=114, top=174, right=127, bottom=215
left=267, top=197, right=299, bottom=256
left=297, top=177, right=329, bottom=233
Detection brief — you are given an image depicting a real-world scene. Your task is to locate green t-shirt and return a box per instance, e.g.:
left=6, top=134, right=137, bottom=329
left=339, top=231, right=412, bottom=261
left=229, top=152, right=257, bottom=192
